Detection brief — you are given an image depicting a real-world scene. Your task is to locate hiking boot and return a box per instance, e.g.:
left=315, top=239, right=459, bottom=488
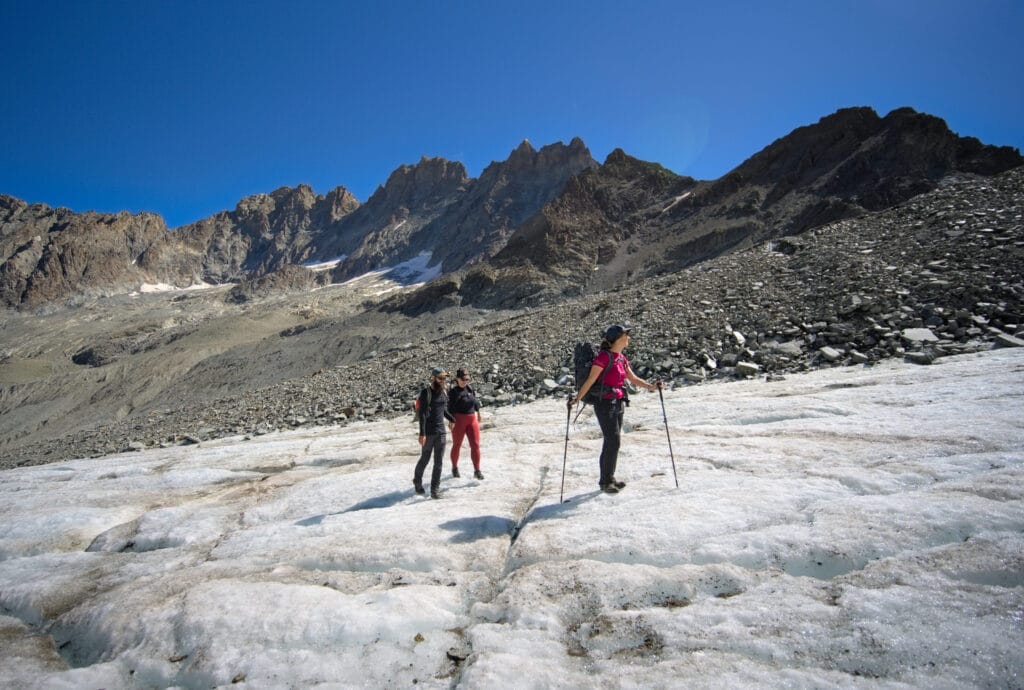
left=413, top=481, right=425, bottom=496
left=600, top=484, right=619, bottom=494
left=430, top=489, right=442, bottom=499
left=474, top=470, right=484, bottom=480
left=452, top=466, right=460, bottom=478
left=610, top=478, right=626, bottom=489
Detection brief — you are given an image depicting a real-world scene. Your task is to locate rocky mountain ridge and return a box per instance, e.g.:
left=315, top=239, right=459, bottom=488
left=175, top=184, right=361, bottom=283
left=0, top=139, right=598, bottom=309
left=4, top=107, right=1019, bottom=311
left=2, top=164, right=1021, bottom=469
left=323, top=138, right=597, bottom=282
left=394, top=107, right=1023, bottom=311
left=310, top=156, right=469, bottom=279
left=0, top=199, right=172, bottom=308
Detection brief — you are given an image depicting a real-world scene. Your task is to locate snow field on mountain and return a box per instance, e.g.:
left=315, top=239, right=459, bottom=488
left=0, top=348, right=1021, bottom=688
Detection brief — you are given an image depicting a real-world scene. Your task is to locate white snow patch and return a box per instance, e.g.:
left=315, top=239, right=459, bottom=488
left=383, top=251, right=442, bottom=285
left=660, top=190, right=692, bottom=214
left=130, top=281, right=226, bottom=296
left=1, top=349, right=1022, bottom=688
left=303, top=254, right=347, bottom=272
left=335, top=251, right=443, bottom=294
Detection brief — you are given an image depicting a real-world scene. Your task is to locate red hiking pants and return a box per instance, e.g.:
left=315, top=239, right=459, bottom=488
left=450, top=413, right=481, bottom=469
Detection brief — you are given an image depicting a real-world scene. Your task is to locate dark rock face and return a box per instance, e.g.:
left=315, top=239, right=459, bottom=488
left=176, top=184, right=360, bottom=282
left=225, top=264, right=328, bottom=303
left=328, top=138, right=598, bottom=282
left=407, top=106, right=1022, bottom=311
left=0, top=185, right=360, bottom=308
left=455, top=149, right=693, bottom=308
left=681, top=107, right=1021, bottom=215
left=377, top=274, right=462, bottom=315
left=318, top=157, right=470, bottom=280
left=420, top=138, right=599, bottom=274
left=0, top=199, right=174, bottom=308
left=669, top=106, right=1022, bottom=241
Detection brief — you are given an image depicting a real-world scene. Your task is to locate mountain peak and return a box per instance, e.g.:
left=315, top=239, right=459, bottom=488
left=514, top=139, right=535, bottom=154
left=506, top=140, right=537, bottom=165
left=604, top=148, right=631, bottom=165
left=371, top=156, right=468, bottom=207
left=323, top=186, right=360, bottom=221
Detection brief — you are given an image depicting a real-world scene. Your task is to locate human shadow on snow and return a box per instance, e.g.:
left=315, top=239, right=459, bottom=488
left=436, top=490, right=606, bottom=545
left=506, top=491, right=604, bottom=545
left=342, top=490, right=411, bottom=513
left=294, top=489, right=417, bottom=525
left=528, top=490, right=604, bottom=523
left=294, top=488, right=604, bottom=529
left=439, top=515, right=517, bottom=543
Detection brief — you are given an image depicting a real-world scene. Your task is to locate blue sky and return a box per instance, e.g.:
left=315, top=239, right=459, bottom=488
left=2, top=0, right=1022, bottom=229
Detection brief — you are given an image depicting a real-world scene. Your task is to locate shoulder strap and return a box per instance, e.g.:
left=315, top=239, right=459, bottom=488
left=592, top=350, right=615, bottom=399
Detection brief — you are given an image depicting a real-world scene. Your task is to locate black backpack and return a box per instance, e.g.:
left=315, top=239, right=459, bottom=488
left=573, top=342, right=617, bottom=405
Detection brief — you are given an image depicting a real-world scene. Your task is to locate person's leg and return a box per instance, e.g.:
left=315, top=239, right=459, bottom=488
left=430, top=434, right=446, bottom=494
left=595, top=401, right=622, bottom=488
left=414, top=438, right=433, bottom=493
left=467, top=416, right=482, bottom=471
left=450, top=415, right=468, bottom=470
left=608, top=402, right=625, bottom=486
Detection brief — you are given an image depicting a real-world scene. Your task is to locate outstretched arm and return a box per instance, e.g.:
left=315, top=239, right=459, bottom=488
left=626, top=364, right=662, bottom=391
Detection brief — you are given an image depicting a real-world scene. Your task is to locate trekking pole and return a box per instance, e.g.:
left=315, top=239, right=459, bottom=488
left=657, top=383, right=679, bottom=488
left=560, top=398, right=572, bottom=503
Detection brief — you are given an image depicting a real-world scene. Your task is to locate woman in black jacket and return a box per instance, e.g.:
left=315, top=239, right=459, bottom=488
left=448, top=368, right=484, bottom=479
left=414, top=367, right=455, bottom=498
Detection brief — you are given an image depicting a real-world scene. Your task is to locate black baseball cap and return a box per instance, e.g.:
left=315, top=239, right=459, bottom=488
left=604, top=324, right=631, bottom=341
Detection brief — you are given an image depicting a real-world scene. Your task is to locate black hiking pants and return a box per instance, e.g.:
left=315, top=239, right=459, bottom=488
left=594, top=399, right=624, bottom=487
left=415, top=434, right=446, bottom=491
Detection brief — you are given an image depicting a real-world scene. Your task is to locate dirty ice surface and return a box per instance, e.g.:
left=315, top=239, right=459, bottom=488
left=1, top=349, right=1022, bottom=689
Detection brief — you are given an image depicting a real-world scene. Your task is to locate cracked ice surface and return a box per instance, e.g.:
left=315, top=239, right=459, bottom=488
left=1, top=349, right=1022, bottom=688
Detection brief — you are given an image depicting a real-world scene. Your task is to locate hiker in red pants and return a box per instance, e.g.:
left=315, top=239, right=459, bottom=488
left=448, top=368, right=484, bottom=480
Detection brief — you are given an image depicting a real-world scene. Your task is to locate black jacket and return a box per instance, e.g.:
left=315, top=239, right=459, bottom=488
left=417, top=384, right=454, bottom=436
left=447, top=384, right=481, bottom=416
